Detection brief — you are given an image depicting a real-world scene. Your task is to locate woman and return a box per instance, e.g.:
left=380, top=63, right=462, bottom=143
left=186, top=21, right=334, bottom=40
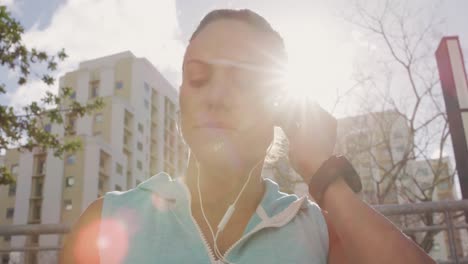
left=60, top=9, right=435, bottom=264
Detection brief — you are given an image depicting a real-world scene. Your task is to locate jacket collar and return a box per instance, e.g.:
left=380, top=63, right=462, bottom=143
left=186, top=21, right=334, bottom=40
left=137, top=169, right=308, bottom=223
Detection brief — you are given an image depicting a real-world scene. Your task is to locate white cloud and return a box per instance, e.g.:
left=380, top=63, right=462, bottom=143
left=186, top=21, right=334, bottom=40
left=0, top=0, right=14, bottom=7
left=0, top=0, right=20, bottom=14
left=7, top=78, right=53, bottom=110
left=7, top=0, right=184, bottom=110
left=22, top=0, right=184, bottom=82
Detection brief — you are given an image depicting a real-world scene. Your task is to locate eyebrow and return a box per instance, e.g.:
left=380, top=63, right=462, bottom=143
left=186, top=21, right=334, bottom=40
left=184, top=58, right=282, bottom=74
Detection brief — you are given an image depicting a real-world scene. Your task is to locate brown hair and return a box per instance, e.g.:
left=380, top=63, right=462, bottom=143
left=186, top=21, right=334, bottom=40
left=190, top=9, right=287, bottom=61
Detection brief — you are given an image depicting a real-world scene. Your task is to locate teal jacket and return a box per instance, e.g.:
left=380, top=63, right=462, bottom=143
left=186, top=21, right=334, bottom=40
left=100, top=172, right=329, bottom=263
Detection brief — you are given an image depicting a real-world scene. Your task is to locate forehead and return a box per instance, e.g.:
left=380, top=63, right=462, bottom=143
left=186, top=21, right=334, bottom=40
left=185, top=19, right=282, bottom=66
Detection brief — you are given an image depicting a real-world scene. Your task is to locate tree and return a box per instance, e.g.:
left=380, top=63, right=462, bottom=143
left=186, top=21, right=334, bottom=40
left=335, top=0, right=459, bottom=255
left=0, top=6, right=103, bottom=184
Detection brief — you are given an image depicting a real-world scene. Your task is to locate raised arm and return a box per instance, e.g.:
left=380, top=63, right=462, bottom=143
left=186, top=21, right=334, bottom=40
left=322, top=178, right=435, bottom=264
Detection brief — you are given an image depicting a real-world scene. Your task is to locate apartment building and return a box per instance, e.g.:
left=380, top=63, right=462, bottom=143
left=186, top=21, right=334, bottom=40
left=0, top=51, right=188, bottom=264
left=336, top=110, right=464, bottom=261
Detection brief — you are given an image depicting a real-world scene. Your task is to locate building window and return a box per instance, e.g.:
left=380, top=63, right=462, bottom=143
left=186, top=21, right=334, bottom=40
left=138, top=123, right=144, bottom=133
left=137, top=141, right=143, bottom=151
left=44, top=123, right=52, bottom=132
left=8, top=183, right=16, bottom=196
left=65, top=176, right=75, bottom=187
left=34, top=179, right=43, bottom=197
left=144, top=99, right=149, bottom=110
left=3, top=235, right=11, bottom=242
left=32, top=202, right=41, bottom=220
left=36, top=159, right=46, bottom=175
left=137, top=160, right=142, bottom=170
left=1, top=254, right=9, bottom=264
left=123, top=133, right=129, bottom=145
left=416, top=167, right=429, bottom=176
left=99, top=155, right=106, bottom=169
left=395, top=145, right=405, bottom=153
left=115, top=185, right=122, bottom=191
left=124, top=110, right=132, bottom=127
left=64, top=200, right=72, bottom=211
left=115, top=81, right=123, bottom=90
left=438, top=181, right=450, bottom=191
left=98, top=178, right=104, bottom=190
left=94, top=113, right=103, bottom=123
left=6, top=208, right=14, bottom=219
left=65, top=114, right=76, bottom=135
left=90, top=80, right=100, bottom=98
left=116, top=163, right=123, bottom=175
left=10, top=164, right=18, bottom=174
left=66, top=155, right=76, bottom=165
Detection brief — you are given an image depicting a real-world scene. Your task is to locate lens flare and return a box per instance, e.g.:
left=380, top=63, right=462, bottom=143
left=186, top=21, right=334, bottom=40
left=73, top=218, right=129, bottom=264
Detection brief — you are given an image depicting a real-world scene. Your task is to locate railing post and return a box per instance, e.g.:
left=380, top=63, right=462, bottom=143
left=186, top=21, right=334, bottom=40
left=445, top=210, right=459, bottom=264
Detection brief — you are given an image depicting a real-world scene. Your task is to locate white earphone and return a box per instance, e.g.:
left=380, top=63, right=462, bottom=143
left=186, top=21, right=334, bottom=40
left=193, top=142, right=274, bottom=263
left=176, top=109, right=275, bottom=263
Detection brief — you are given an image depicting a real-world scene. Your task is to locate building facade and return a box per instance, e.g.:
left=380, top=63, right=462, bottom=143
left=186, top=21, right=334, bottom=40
left=336, top=110, right=464, bottom=261
left=0, top=51, right=188, bottom=264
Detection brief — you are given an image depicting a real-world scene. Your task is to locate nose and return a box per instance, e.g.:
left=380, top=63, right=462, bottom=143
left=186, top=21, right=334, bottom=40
left=204, top=67, right=235, bottom=112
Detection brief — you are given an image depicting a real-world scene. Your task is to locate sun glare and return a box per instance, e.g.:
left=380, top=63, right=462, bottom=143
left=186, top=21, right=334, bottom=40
left=282, top=60, right=317, bottom=100
left=276, top=19, right=354, bottom=110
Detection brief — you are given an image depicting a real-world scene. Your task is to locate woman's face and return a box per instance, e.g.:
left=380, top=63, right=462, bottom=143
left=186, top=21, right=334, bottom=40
left=180, top=19, right=282, bottom=168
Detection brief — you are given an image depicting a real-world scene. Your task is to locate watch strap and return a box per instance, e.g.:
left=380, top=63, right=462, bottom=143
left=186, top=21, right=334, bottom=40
left=308, top=156, right=362, bottom=205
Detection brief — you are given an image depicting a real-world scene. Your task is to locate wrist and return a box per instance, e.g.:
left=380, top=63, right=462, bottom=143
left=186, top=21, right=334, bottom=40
left=307, top=155, right=362, bottom=206
left=320, top=178, right=351, bottom=209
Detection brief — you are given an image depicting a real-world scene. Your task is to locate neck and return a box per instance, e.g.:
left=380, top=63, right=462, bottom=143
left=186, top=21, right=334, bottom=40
left=185, top=155, right=266, bottom=212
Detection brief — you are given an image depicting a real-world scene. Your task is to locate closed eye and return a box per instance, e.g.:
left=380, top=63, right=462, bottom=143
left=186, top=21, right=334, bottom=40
left=184, top=60, right=211, bottom=88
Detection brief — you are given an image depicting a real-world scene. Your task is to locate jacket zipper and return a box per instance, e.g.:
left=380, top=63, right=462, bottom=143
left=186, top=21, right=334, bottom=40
left=181, top=180, right=218, bottom=263
left=180, top=178, right=307, bottom=264
left=190, top=212, right=218, bottom=263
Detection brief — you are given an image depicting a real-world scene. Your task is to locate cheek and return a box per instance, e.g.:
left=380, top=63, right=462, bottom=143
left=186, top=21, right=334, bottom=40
left=238, top=101, right=273, bottom=129
left=178, top=87, right=192, bottom=138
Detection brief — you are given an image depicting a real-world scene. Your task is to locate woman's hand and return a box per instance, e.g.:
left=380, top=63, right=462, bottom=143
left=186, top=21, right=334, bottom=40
left=277, top=101, right=337, bottom=183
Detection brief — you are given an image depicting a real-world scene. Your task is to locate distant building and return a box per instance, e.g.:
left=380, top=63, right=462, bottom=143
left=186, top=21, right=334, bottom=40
left=336, top=110, right=464, bottom=261
left=0, top=51, right=188, bottom=264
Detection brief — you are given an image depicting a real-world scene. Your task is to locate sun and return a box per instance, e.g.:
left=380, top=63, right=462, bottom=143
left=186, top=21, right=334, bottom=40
left=281, top=60, right=317, bottom=100
left=276, top=22, right=351, bottom=109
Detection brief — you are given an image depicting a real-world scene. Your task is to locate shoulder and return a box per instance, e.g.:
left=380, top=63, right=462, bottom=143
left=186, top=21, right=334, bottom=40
left=70, top=197, right=104, bottom=234
left=291, top=198, right=330, bottom=253
left=59, top=198, right=103, bottom=264
left=298, top=199, right=329, bottom=232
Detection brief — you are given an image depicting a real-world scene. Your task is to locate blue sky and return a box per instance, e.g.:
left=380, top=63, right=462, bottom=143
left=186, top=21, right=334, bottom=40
left=0, top=0, right=467, bottom=114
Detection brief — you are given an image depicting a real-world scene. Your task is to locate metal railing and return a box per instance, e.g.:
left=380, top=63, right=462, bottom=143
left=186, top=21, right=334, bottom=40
left=1, top=200, right=468, bottom=263
left=375, top=200, right=468, bottom=264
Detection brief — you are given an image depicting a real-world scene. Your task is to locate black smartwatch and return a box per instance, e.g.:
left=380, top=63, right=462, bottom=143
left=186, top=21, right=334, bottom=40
left=308, top=155, right=362, bottom=206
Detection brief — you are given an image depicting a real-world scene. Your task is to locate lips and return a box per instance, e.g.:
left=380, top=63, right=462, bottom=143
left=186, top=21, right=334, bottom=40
left=194, top=122, right=235, bottom=130
left=194, top=121, right=234, bottom=130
